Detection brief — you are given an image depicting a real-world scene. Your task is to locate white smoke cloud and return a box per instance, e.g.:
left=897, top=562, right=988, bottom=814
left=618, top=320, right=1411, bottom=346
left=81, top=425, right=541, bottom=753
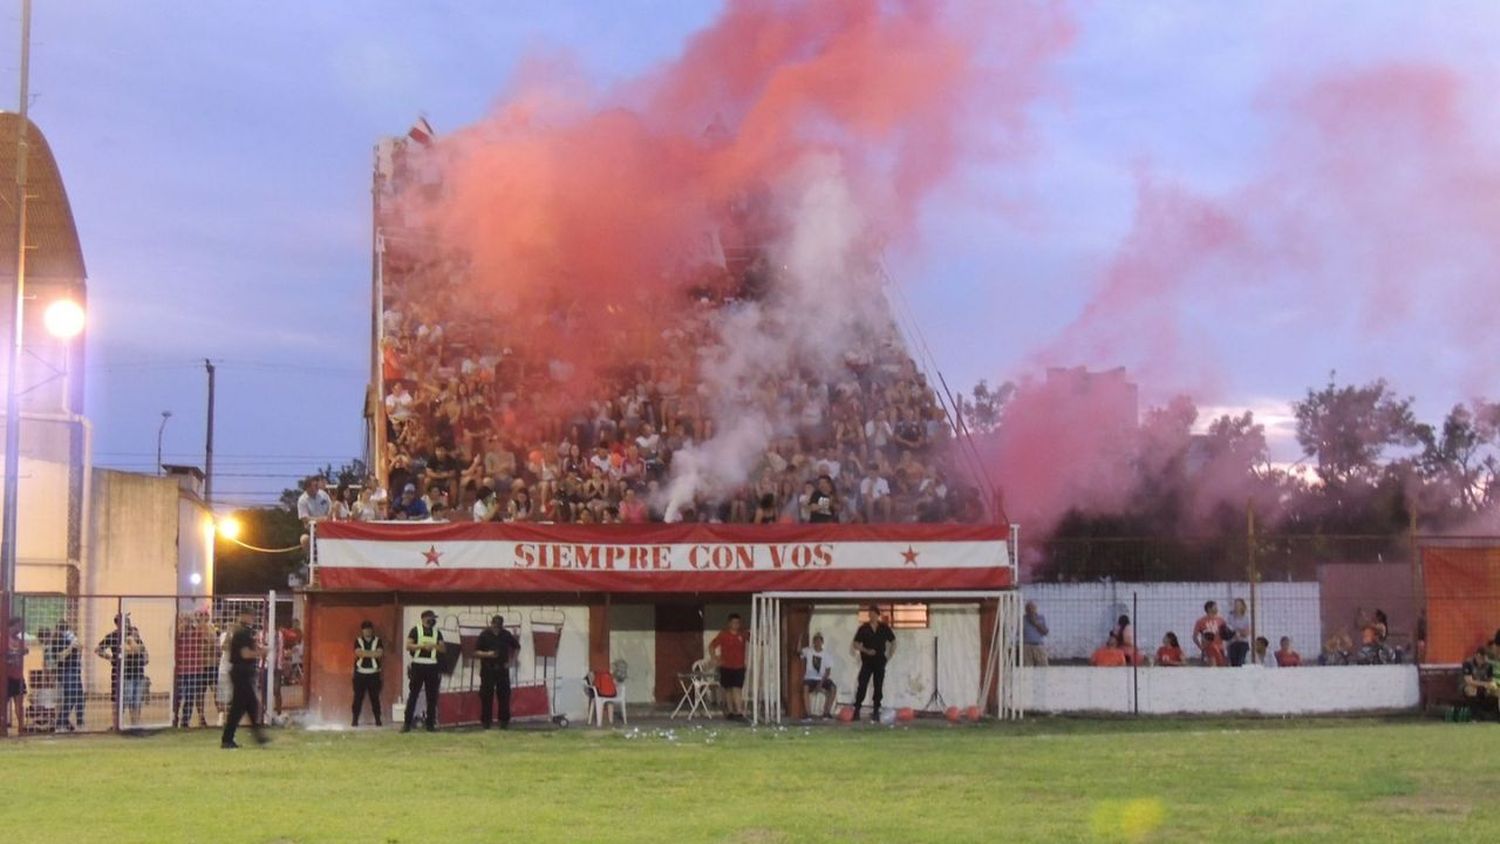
left=663, top=153, right=892, bottom=519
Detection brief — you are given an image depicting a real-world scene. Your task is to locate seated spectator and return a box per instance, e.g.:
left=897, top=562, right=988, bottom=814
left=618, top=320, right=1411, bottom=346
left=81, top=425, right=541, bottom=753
left=618, top=487, right=649, bottom=524
left=751, top=493, right=777, bottom=525
left=1274, top=636, right=1301, bottom=667
left=1090, top=632, right=1128, bottom=667
left=390, top=484, right=429, bottom=520
left=1251, top=636, right=1276, bottom=668
left=1200, top=630, right=1228, bottom=667
left=806, top=475, right=838, bottom=523
left=1111, top=614, right=1140, bottom=665
left=800, top=633, right=837, bottom=720
left=472, top=486, right=500, bottom=522
left=1155, top=632, right=1185, bottom=666
left=1460, top=643, right=1499, bottom=719
left=1319, top=633, right=1353, bottom=666
left=859, top=465, right=892, bottom=522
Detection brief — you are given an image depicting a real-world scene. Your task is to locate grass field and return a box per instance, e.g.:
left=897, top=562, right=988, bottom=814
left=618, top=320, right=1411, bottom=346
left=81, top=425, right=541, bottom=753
left=1, top=717, right=1494, bottom=842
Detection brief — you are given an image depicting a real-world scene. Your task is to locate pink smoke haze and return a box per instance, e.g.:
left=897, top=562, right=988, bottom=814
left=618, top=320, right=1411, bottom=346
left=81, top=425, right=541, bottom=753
left=990, top=62, right=1500, bottom=535
left=393, top=0, right=1073, bottom=419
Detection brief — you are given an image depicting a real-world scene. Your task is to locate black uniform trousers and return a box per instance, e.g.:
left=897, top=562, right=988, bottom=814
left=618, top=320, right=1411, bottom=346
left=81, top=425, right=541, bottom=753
left=853, top=657, right=887, bottom=718
left=479, top=665, right=511, bottom=728
left=221, top=666, right=264, bottom=745
left=404, top=663, right=441, bottom=729
left=352, top=672, right=383, bottom=725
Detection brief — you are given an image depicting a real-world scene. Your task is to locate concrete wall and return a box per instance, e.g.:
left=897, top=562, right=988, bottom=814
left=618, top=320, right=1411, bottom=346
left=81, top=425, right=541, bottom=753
left=609, top=604, right=655, bottom=704
left=1021, top=582, right=1322, bottom=661
left=1019, top=665, right=1419, bottom=715
left=7, top=456, right=73, bottom=593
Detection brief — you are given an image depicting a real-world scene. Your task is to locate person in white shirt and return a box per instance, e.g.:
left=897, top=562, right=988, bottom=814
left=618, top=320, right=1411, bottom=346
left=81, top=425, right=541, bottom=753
left=800, top=633, right=838, bottom=719
left=296, top=477, right=334, bottom=527
left=1252, top=636, right=1277, bottom=668
left=472, top=486, right=500, bottom=522
left=859, top=466, right=892, bottom=522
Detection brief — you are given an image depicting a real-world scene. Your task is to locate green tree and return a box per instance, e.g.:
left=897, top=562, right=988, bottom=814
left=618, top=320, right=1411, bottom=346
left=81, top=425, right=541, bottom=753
left=1416, top=400, right=1500, bottom=516
left=213, top=507, right=305, bottom=594
left=1292, top=375, right=1420, bottom=489
left=954, top=380, right=1014, bottom=435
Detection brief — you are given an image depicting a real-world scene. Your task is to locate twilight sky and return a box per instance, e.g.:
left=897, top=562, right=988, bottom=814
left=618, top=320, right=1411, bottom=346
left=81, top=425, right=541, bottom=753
left=10, top=1, right=1498, bottom=508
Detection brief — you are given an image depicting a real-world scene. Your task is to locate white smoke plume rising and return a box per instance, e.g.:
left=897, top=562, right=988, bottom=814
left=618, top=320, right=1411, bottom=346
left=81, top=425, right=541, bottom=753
left=663, top=153, right=892, bottom=519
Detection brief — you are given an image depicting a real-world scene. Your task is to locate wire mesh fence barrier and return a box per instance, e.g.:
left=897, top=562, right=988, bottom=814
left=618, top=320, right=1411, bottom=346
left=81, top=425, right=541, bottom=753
left=4, top=593, right=284, bottom=736
left=1016, top=587, right=1420, bottom=669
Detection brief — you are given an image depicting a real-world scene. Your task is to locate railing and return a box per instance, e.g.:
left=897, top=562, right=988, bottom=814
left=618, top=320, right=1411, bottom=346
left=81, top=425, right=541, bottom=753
left=1, top=591, right=302, bottom=737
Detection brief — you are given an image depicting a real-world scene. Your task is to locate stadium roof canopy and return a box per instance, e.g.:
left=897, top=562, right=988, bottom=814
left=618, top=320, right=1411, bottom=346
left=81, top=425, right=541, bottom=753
left=0, top=112, right=87, bottom=282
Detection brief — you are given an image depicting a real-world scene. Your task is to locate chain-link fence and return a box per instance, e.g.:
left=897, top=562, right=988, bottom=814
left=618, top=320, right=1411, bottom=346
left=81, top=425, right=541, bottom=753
left=3, top=592, right=301, bottom=735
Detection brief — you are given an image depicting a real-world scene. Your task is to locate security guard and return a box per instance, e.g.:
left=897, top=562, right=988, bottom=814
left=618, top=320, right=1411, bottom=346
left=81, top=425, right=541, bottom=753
left=352, top=620, right=384, bottom=727
left=475, top=615, right=520, bottom=729
left=220, top=606, right=269, bottom=749
left=402, top=610, right=444, bottom=733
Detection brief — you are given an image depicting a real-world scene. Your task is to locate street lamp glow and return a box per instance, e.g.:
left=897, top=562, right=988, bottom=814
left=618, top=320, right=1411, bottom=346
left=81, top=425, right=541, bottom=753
left=43, top=299, right=86, bottom=339
left=217, top=516, right=243, bottom=541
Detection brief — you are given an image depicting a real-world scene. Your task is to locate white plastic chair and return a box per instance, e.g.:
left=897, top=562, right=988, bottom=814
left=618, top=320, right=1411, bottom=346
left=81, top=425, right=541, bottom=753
left=584, top=673, right=627, bottom=727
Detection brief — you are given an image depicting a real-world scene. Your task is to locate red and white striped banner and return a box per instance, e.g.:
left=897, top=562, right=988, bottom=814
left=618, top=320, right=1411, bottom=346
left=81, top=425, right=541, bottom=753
left=314, top=522, right=1013, bottom=593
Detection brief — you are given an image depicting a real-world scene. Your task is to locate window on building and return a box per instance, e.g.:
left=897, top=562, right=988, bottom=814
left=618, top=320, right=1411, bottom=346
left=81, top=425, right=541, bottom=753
left=857, top=603, right=929, bottom=630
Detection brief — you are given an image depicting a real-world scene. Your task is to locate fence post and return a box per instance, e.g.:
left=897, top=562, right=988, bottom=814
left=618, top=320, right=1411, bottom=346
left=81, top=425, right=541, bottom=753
left=1131, top=591, right=1140, bottom=715
left=266, top=590, right=277, bottom=718
left=113, top=596, right=123, bottom=733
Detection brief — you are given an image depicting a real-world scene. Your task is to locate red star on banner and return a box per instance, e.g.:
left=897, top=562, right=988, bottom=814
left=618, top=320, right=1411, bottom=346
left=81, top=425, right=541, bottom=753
left=422, top=546, right=443, bottom=567
left=901, top=546, right=920, bottom=566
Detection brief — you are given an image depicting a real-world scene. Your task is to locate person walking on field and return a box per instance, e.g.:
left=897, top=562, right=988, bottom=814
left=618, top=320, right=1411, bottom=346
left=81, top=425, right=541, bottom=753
left=221, top=607, right=269, bottom=749
left=474, top=615, right=519, bottom=729
left=709, top=614, right=749, bottom=721
left=851, top=606, right=896, bottom=723
left=352, top=620, right=384, bottom=727
left=402, top=610, right=444, bottom=733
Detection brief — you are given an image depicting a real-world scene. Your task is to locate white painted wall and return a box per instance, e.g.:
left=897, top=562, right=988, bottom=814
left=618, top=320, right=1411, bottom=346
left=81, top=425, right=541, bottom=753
left=806, top=604, right=983, bottom=711
left=399, top=604, right=592, bottom=720
left=609, top=604, right=656, bottom=704
left=1021, top=582, right=1322, bottom=661
left=1018, top=665, right=1419, bottom=715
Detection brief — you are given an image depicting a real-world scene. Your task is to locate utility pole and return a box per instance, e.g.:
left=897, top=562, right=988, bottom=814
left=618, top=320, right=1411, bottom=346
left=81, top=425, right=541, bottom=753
left=204, top=359, right=215, bottom=506
left=1, top=0, right=33, bottom=737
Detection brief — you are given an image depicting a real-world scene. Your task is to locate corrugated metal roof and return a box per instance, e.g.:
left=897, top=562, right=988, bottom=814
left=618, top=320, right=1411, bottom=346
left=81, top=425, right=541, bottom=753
left=0, top=112, right=87, bottom=281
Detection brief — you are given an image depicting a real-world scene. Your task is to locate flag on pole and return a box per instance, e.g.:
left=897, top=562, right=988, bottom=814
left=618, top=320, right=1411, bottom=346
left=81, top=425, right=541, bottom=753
left=407, top=116, right=435, bottom=146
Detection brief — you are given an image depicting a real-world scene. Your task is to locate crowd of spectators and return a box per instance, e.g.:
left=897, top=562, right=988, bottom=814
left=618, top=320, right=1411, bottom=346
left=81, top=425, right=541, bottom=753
left=349, top=236, right=988, bottom=527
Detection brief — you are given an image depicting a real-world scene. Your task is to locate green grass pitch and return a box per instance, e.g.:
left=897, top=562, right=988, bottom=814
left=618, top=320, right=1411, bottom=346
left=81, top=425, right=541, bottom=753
left=1, top=717, right=1493, bottom=842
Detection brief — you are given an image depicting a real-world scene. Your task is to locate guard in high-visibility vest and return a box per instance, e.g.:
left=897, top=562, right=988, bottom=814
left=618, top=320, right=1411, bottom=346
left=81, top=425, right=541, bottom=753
left=402, top=610, right=444, bottom=732
left=352, top=620, right=384, bottom=727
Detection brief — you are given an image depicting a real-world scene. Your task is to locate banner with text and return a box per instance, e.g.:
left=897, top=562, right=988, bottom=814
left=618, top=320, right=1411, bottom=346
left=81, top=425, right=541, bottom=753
left=314, top=522, right=1013, bottom=593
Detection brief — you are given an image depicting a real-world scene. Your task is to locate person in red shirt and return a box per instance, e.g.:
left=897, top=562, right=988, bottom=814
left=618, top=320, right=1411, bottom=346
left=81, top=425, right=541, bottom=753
left=1192, top=600, right=1227, bottom=662
left=1090, top=632, right=1128, bottom=667
left=1201, top=630, right=1228, bottom=667
left=709, top=614, right=749, bottom=721
left=1156, top=632, right=1185, bottom=666
left=1275, top=636, right=1302, bottom=667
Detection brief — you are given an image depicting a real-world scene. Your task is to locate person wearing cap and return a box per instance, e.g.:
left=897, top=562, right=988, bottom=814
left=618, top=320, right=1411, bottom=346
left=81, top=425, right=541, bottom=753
left=352, top=620, right=385, bottom=727
left=474, top=615, right=520, bottom=729
left=391, top=483, right=429, bottom=520
left=800, top=632, right=838, bottom=719
left=221, top=607, right=269, bottom=749
left=402, top=610, right=444, bottom=732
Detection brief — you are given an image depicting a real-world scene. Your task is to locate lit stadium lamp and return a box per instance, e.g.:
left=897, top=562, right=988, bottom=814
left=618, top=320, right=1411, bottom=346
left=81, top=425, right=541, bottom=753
left=217, top=516, right=244, bottom=542
left=43, top=298, right=86, bottom=339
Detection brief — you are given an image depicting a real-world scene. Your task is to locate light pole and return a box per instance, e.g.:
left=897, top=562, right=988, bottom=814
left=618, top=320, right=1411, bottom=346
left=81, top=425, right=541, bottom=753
left=0, top=0, right=33, bottom=738
left=156, top=411, right=172, bottom=476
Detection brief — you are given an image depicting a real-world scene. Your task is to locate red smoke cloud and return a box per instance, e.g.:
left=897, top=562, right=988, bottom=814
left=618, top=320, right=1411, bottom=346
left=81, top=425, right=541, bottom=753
left=991, top=62, right=1500, bottom=536
left=396, top=0, right=1073, bottom=416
